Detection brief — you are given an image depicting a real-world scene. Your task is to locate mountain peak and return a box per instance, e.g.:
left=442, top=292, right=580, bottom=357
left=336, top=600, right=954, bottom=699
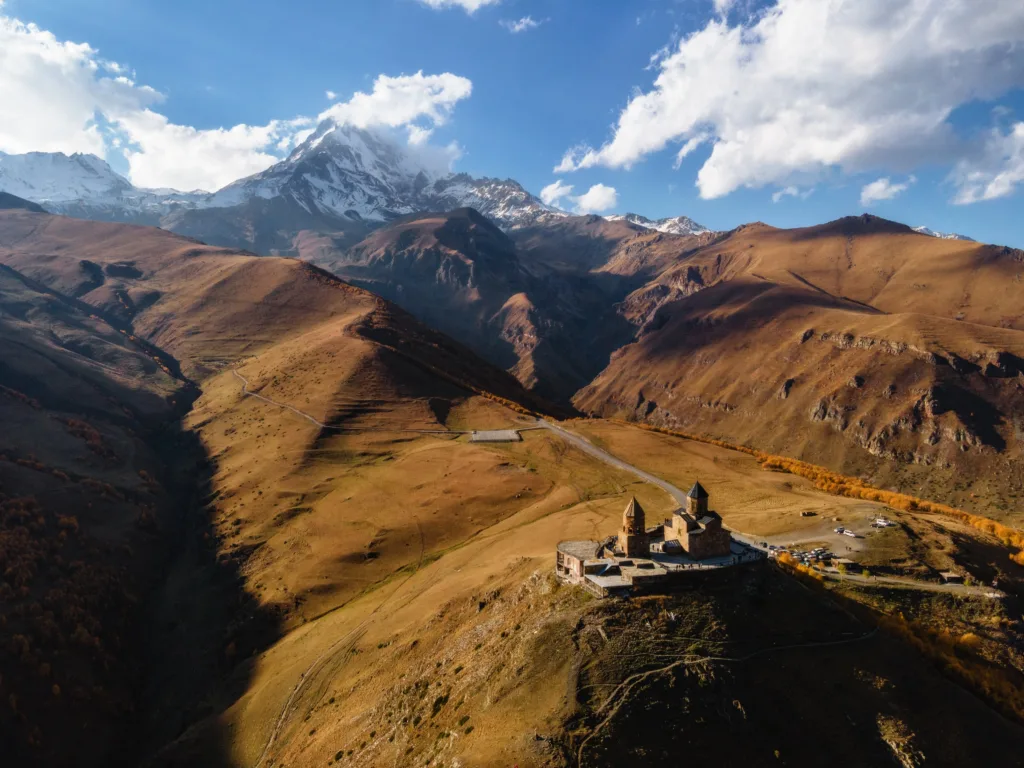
left=605, top=212, right=709, bottom=236
left=912, top=225, right=975, bottom=242
left=0, top=150, right=135, bottom=205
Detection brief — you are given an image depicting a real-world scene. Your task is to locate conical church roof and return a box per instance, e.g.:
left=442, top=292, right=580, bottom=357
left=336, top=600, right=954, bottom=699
left=687, top=482, right=709, bottom=499
left=623, top=496, right=645, bottom=518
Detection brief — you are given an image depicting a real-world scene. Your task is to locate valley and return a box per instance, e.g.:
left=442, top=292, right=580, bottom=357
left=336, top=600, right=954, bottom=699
left=4, top=1, right=1024, bottom=766
left=2, top=161, right=1024, bottom=768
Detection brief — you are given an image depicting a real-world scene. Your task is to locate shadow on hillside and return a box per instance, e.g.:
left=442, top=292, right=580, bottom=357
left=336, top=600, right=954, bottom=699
left=138, top=400, right=284, bottom=768
left=561, top=565, right=1024, bottom=768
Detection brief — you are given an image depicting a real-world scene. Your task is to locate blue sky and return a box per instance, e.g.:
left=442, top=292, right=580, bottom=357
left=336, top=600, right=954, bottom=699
left=2, top=0, right=1023, bottom=245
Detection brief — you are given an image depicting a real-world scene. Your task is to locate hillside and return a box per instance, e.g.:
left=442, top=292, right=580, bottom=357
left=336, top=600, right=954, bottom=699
left=2, top=206, right=1024, bottom=768
left=0, top=207, right=558, bottom=767
left=312, top=209, right=714, bottom=404
left=147, top=416, right=1024, bottom=768
left=310, top=209, right=627, bottom=402
left=576, top=215, right=1024, bottom=523
left=0, top=222, right=194, bottom=765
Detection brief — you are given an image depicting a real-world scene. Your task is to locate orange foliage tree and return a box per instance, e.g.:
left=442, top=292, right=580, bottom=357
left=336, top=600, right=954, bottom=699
left=612, top=419, right=1024, bottom=564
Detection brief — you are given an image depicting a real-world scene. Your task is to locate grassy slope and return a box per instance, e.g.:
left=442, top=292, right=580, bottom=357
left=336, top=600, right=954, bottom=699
left=0, top=263, right=194, bottom=766
left=4, top=209, right=1023, bottom=767
left=151, top=416, right=1024, bottom=768
left=576, top=218, right=1024, bottom=524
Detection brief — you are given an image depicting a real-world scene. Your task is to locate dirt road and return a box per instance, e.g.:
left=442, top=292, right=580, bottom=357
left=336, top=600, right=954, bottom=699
left=537, top=419, right=689, bottom=505
left=820, top=569, right=1001, bottom=598
left=537, top=419, right=1004, bottom=600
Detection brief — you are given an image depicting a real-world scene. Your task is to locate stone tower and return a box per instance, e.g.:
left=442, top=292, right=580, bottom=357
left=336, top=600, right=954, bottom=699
left=618, top=496, right=649, bottom=558
left=686, top=482, right=709, bottom=517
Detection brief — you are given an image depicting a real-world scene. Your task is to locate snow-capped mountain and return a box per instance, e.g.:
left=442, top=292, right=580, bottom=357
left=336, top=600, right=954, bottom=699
left=426, top=174, right=567, bottom=230
left=912, top=226, right=975, bottom=242
left=209, top=120, right=566, bottom=230
left=605, top=212, right=709, bottom=236
left=0, top=122, right=566, bottom=235
left=0, top=150, right=205, bottom=223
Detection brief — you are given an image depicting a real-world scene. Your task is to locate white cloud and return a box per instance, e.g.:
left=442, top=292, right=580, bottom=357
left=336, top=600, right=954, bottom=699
left=320, top=72, right=472, bottom=131
left=673, top=132, right=710, bottom=169
left=557, top=0, right=1024, bottom=203
left=952, top=122, right=1024, bottom=204
left=860, top=176, right=914, bottom=206
left=573, top=183, right=618, bottom=214
left=713, top=0, right=737, bottom=15
left=554, top=145, right=589, bottom=174
left=0, top=14, right=161, bottom=155
left=772, top=186, right=799, bottom=203
left=501, top=16, right=542, bottom=33
left=326, top=90, right=337, bottom=101
left=540, top=179, right=574, bottom=206
left=418, top=0, right=499, bottom=12
left=772, top=185, right=813, bottom=203
left=116, top=112, right=315, bottom=191
left=0, top=7, right=474, bottom=191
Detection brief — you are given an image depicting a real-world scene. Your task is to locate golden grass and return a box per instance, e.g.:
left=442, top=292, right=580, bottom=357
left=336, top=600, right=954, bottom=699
left=621, top=420, right=1024, bottom=563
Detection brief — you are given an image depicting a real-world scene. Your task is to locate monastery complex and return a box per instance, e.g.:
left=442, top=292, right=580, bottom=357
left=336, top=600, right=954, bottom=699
left=556, top=483, right=763, bottom=597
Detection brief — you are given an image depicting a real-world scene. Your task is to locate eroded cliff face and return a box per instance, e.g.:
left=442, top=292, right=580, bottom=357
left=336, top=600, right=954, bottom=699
left=577, top=276, right=1024, bottom=520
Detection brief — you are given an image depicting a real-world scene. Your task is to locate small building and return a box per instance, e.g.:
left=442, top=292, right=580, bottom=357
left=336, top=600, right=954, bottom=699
left=469, top=430, right=522, bottom=443
left=556, top=540, right=603, bottom=582
left=663, top=483, right=732, bottom=560
left=939, top=571, right=964, bottom=584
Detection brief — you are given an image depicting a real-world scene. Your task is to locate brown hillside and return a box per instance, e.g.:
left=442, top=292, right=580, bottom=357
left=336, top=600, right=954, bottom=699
left=576, top=215, right=1024, bottom=523
left=0, top=208, right=554, bottom=415
left=0, top=260, right=196, bottom=767
left=0, top=209, right=561, bottom=768
left=306, top=210, right=714, bottom=403
left=5, top=207, right=1024, bottom=768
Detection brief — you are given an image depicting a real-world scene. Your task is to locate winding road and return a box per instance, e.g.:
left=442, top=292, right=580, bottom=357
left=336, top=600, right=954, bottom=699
left=242, top=394, right=1001, bottom=766
left=536, top=419, right=689, bottom=505
left=536, top=419, right=1003, bottom=599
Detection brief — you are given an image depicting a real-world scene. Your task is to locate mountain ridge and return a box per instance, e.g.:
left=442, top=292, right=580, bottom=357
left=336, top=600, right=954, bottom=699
left=0, top=122, right=568, bottom=239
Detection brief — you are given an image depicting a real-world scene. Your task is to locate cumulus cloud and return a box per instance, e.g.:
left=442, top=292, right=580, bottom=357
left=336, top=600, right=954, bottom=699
left=0, top=14, right=161, bottom=155
left=326, top=90, right=337, bottom=100
left=540, top=179, right=574, bottom=206
left=860, top=176, right=915, bottom=206
left=418, top=0, right=499, bottom=12
left=501, top=16, right=542, bottom=33
left=952, top=122, right=1024, bottom=204
left=116, top=113, right=315, bottom=191
left=0, top=7, right=473, bottom=191
left=406, top=125, right=434, bottom=146
left=573, top=183, right=618, bottom=214
left=557, top=0, right=1024, bottom=204
left=320, top=72, right=472, bottom=131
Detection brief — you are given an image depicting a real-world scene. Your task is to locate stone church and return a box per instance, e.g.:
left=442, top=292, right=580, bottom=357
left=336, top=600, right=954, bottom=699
left=615, top=482, right=732, bottom=561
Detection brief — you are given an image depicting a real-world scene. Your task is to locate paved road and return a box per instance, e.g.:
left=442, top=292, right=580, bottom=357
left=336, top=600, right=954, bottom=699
left=537, top=419, right=1004, bottom=600
left=537, top=419, right=689, bottom=505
